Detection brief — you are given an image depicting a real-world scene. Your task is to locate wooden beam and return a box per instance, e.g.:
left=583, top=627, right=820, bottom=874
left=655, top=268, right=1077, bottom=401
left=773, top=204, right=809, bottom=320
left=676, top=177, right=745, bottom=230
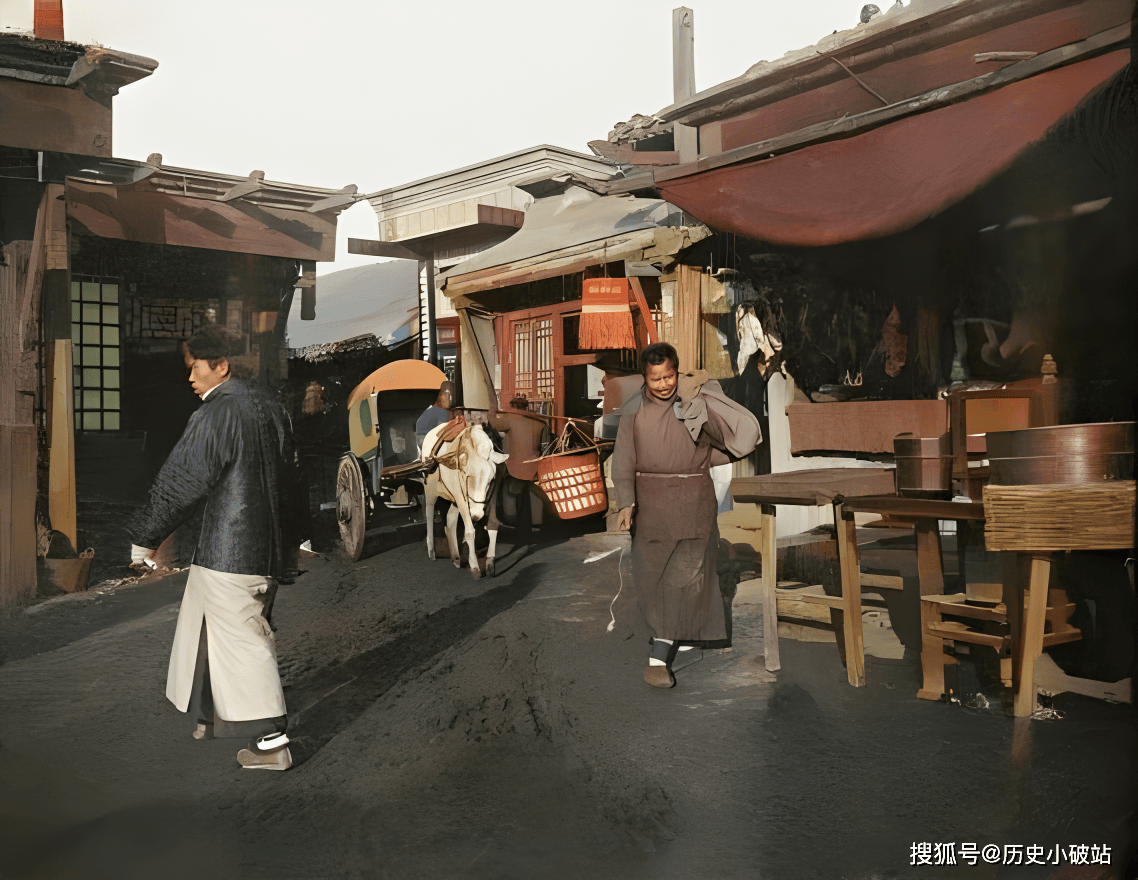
left=307, top=185, right=359, bottom=214
left=218, top=170, right=265, bottom=202
left=0, top=78, right=112, bottom=156
left=348, top=238, right=424, bottom=261
left=66, top=179, right=336, bottom=262
left=974, top=51, right=1039, bottom=63
left=628, top=276, right=659, bottom=345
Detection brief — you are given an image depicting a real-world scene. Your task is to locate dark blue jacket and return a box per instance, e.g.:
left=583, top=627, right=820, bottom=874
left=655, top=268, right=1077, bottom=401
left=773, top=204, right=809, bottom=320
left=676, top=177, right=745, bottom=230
left=131, top=379, right=294, bottom=578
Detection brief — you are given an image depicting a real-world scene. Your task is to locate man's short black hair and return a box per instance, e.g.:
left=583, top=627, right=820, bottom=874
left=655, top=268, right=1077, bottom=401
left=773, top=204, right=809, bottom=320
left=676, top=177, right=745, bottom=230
left=186, top=324, right=243, bottom=371
left=640, top=341, right=679, bottom=374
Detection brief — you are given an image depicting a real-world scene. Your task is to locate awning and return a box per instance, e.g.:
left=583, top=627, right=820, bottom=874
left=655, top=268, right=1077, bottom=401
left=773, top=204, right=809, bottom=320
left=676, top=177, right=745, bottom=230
left=653, top=48, right=1130, bottom=247
left=443, top=187, right=708, bottom=303
left=66, top=177, right=337, bottom=261
left=347, top=360, right=449, bottom=408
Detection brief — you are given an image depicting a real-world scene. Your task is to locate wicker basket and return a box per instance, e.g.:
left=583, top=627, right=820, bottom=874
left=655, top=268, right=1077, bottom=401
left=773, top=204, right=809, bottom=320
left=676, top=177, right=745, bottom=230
left=535, top=448, right=607, bottom=519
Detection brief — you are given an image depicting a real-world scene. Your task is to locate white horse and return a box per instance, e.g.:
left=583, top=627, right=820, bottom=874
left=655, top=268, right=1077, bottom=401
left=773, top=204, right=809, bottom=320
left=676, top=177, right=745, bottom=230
left=423, top=421, right=508, bottom=578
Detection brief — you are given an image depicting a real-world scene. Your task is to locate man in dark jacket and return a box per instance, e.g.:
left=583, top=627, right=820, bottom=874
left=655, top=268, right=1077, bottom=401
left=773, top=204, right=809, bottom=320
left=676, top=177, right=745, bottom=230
left=130, top=324, right=295, bottom=770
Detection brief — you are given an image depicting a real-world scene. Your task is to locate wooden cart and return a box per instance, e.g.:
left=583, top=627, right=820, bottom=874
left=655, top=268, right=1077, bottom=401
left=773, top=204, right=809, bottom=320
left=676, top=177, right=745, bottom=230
left=336, top=360, right=449, bottom=560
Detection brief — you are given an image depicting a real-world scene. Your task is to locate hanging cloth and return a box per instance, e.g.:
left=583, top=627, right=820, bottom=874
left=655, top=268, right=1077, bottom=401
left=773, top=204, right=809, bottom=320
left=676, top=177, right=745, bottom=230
left=579, top=278, right=636, bottom=350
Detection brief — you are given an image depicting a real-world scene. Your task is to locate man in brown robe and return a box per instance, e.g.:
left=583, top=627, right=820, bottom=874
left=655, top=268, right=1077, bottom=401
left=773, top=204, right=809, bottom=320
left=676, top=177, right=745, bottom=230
left=611, top=342, right=761, bottom=688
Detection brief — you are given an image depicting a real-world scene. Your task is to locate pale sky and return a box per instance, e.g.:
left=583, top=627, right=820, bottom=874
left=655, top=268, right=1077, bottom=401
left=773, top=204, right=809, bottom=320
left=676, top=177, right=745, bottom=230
left=2, top=0, right=877, bottom=274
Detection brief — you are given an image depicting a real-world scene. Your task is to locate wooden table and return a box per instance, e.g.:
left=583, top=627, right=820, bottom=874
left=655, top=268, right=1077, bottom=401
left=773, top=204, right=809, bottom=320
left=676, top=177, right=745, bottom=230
left=984, top=480, right=1135, bottom=717
left=835, top=495, right=985, bottom=688
left=729, top=468, right=897, bottom=674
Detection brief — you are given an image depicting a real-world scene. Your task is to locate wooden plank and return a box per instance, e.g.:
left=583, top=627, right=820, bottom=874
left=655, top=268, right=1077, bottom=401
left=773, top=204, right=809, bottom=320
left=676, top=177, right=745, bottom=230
left=922, top=594, right=1008, bottom=622
left=348, top=238, right=424, bottom=261
left=975, top=51, right=1039, bottom=62
left=844, top=496, right=985, bottom=521
left=860, top=572, right=903, bottom=591
left=476, top=204, right=525, bottom=229
left=927, top=622, right=1009, bottom=649
left=774, top=586, right=834, bottom=624
left=0, top=77, right=112, bottom=156
left=797, top=587, right=887, bottom=610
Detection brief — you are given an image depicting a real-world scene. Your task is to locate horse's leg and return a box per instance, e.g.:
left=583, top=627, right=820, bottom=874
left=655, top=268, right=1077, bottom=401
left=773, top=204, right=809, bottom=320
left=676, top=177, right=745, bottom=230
left=425, top=474, right=437, bottom=560
left=484, top=471, right=503, bottom=577
left=485, top=528, right=499, bottom=577
left=446, top=503, right=462, bottom=568
left=461, top=503, right=482, bottom=578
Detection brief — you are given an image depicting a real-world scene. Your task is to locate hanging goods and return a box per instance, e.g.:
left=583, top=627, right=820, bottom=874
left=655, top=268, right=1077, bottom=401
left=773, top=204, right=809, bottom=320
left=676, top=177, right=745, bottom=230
left=579, top=278, right=635, bottom=350
left=534, top=421, right=608, bottom=519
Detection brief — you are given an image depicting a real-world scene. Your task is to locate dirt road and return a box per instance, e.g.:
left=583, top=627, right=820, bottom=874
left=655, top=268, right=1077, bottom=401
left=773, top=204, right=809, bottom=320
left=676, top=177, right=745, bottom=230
left=1, top=523, right=1135, bottom=879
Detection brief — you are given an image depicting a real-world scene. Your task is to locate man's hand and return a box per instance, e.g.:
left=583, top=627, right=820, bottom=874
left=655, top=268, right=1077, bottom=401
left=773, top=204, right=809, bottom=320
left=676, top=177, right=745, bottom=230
left=129, top=544, right=156, bottom=571
left=676, top=369, right=709, bottom=403
left=615, top=506, right=634, bottom=532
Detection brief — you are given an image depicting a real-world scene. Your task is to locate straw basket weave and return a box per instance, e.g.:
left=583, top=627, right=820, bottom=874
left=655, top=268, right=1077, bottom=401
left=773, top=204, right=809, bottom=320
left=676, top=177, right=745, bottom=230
left=535, top=448, right=607, bottom=519
left=983, top=481, right=1135, bottom=551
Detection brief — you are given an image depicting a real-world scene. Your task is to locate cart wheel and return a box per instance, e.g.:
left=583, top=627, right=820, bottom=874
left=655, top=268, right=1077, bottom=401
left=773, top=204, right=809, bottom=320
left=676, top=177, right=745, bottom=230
left=336, top=456, right=367, bottom=561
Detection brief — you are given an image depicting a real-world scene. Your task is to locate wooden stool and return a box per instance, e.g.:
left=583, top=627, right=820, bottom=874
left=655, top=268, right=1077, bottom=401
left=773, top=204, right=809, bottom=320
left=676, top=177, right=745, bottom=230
left=722, top=504, right=902, bottom=677
left=917, top=565, right=1081, bottom=702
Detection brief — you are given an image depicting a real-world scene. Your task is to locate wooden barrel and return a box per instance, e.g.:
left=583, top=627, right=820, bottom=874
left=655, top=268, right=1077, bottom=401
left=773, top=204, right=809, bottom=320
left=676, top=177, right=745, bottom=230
left=987, top=422, right=1134, bottom=486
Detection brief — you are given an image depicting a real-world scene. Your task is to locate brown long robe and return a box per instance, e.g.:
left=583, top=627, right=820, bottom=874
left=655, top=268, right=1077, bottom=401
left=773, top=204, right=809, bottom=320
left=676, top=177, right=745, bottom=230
left=611, top=378, right=760, bottom=640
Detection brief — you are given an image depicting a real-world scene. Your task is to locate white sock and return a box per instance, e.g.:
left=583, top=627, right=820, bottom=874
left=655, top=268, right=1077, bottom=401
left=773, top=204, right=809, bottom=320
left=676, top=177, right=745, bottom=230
left=648, top=657, right=667, bottom=666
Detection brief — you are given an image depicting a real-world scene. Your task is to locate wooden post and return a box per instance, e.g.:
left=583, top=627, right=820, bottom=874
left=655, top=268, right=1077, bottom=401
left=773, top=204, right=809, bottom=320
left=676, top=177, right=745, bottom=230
left=1, top=231, right=41, bottom=611
left=42, top=185, right=76, bottom=548
left=672, top=7, right=698, bottom=163
left=672, top=265, right=702, bottom=372
left=759, top=504, right=779, bottom=672
left=1014, top=553, right=1052, bottom=717
left=834, top=502, right=866, bottom=687
left=425, top=253, right=438, bottom=367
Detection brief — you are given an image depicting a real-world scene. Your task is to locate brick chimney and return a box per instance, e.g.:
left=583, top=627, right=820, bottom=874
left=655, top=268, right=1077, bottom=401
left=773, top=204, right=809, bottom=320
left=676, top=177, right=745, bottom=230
left=34, top=0, right=65, bottom=41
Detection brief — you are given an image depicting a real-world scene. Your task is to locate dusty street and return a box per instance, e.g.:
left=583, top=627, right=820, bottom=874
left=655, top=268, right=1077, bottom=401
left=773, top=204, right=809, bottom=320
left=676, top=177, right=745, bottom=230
left=1, top=519, right=1136, bottom=880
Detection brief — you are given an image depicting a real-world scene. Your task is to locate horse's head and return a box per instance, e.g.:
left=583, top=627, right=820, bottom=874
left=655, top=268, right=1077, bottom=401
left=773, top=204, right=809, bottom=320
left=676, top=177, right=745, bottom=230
left=458, top=425, right=508, bottom=520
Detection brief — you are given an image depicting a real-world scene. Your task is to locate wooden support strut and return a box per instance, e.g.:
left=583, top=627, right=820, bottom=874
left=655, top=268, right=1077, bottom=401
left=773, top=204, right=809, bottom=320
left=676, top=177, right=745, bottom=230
left=822, top=53, right=891, bottom=106
left=627, top=277, right=659, bottom=345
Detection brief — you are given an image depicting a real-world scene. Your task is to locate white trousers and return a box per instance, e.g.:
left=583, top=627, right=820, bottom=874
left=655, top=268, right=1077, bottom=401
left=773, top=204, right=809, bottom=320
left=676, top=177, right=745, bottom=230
left=166, top=564, right=286, bottom=722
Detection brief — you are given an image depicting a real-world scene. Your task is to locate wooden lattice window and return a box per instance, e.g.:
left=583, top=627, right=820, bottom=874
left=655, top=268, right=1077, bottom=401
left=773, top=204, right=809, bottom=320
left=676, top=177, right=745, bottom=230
left=511, top=317, right=553, bottom=404
left=71, top=277, right=122, bottom=431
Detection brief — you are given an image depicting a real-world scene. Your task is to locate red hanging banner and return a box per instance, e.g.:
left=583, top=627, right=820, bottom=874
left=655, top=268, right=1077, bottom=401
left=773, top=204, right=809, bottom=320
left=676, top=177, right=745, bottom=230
left=579, top=278, right=635, bottom=350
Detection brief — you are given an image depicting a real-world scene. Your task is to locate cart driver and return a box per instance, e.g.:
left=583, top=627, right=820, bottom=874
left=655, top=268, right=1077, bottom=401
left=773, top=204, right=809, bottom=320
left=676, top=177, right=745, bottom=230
left=416, top=380, right=455, bottom=454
